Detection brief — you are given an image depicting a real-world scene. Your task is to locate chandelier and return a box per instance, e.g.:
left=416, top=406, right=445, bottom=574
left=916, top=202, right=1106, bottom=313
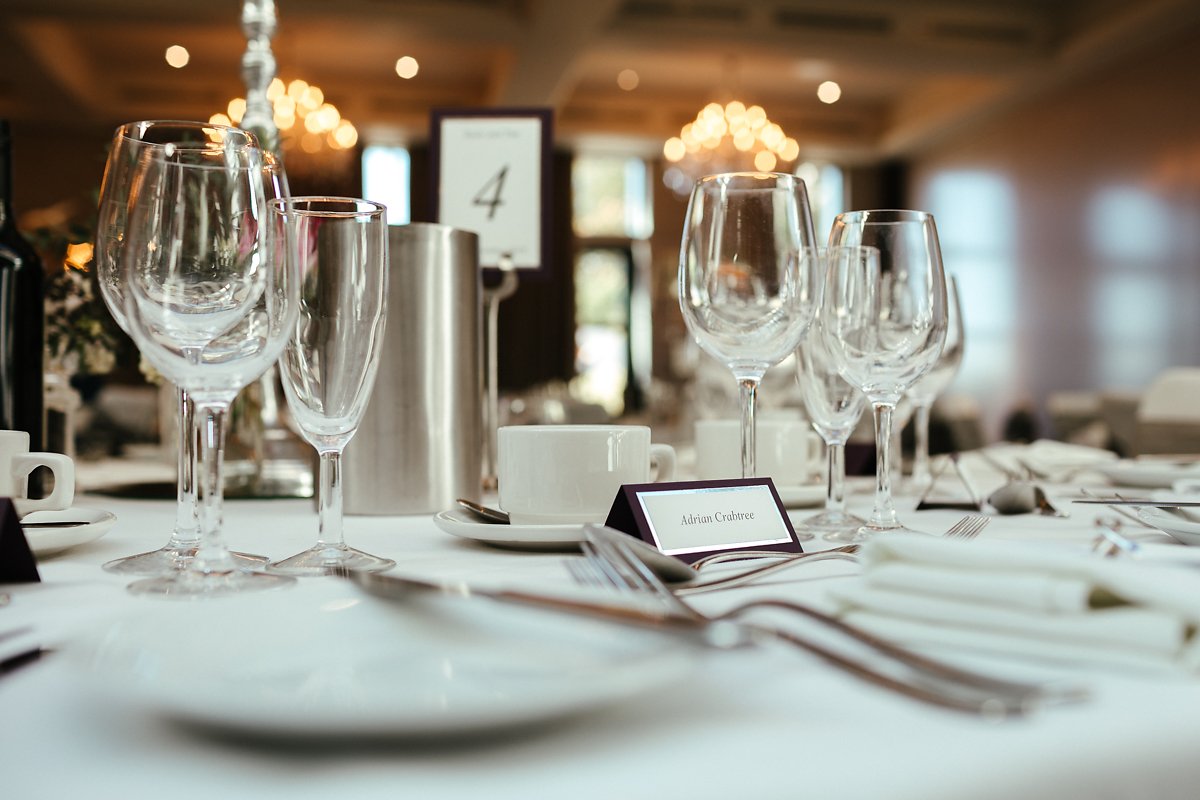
left=661, top=101, right=799, bottom=196
left=209, top=77, right=358, bottom=156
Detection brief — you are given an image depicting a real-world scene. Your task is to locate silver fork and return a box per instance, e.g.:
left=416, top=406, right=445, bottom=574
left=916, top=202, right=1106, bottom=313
left=944, top=514, right=990, bottom=540
left=691, top=515, right=987, bottom=573
left=578, top=525, right=1079, bottom=717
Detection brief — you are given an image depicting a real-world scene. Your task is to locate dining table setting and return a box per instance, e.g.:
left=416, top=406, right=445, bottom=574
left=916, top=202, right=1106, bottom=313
left=7, top=120, right=1200, bottom=799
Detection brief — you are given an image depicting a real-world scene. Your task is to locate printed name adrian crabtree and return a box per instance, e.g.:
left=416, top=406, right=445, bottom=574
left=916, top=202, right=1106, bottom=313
left=680, top=511, right=756, bottom=526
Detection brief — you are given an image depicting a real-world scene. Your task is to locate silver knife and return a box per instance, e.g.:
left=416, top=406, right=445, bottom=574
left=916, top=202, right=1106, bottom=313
left=338, top=569, right=709, bottom=638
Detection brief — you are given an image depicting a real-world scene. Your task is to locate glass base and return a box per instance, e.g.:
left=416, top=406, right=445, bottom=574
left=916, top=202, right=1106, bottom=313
left=103, top=546, right=269, bottom=576
left=127, top=569, right=294, bottom=597
left=267, top=544, right=395, bottom=577
left=828, top=521, right=932, bottom=544
left=796, top=509, right=866, bottom=541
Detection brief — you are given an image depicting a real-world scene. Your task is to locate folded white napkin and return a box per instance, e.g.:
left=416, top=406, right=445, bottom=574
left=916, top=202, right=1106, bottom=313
left=828, top=534, right=1200, bottom=673
left=981, top=439, right=1116, bottom=479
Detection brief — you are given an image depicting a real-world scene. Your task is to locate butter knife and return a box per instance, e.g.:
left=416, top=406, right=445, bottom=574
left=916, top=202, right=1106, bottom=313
left=1072, top=499, right=1200, bottom=507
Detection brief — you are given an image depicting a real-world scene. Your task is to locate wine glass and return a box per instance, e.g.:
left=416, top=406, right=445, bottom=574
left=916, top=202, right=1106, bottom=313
left=822, top=211, right=948, bottom=534
left=119, top=135, right=298, bottom=596
left=906, top=275, right=964, bottom=487
left=678, top=172, right=820, bottom=478
left=794, top=265, right=869, bottom=541
left=268, top=197, right=395, bottom=576
left=94, top=120, right=272, bottom=575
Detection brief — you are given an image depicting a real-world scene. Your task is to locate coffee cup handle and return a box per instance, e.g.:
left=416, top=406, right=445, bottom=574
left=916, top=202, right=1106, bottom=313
left=650, top=444, right=676, bottom=482
left=11, top=453, right=75, bottom=514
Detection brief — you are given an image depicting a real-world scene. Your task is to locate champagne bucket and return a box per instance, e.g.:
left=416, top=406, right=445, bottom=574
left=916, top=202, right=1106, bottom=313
left=343, top=223, right=483, bottom=514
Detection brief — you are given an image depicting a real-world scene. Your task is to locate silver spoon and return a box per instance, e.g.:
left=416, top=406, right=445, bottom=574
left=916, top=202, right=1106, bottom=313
left=456, top=498, right=510, bottom=524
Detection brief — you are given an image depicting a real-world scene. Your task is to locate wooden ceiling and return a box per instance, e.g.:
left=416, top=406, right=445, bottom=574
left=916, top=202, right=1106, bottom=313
left=1, top=0, right=1198, bottom=161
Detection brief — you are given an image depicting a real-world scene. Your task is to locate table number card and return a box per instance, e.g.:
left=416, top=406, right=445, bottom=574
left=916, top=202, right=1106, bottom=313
left=430, top=108, right=553, bottom=274
left=604, top=479, right=803, bottom=564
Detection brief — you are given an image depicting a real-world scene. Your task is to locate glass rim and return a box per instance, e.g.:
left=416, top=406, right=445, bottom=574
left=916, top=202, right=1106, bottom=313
left=115, top=119, right=259, bottom=150
left=270, top=196, right=386, bottom=219
left=695, top=171, right=801, bottom=187
left=834, top=209, right=934, bottom=225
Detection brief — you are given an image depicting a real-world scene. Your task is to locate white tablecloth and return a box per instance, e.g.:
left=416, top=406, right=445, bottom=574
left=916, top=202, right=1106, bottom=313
left=5, top=469, right=1200, bottom=800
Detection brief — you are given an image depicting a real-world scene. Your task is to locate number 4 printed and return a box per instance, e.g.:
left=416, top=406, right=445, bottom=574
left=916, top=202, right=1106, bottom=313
left=473, top=165, right=508, bottom=220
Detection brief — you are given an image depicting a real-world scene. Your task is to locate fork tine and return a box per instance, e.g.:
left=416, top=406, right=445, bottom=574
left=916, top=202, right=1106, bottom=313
left=946, top=515, right=990, bottom=540
left=583, top=526, right=697, bottom=617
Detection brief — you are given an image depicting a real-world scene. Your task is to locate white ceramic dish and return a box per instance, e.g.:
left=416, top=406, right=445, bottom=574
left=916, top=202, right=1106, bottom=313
left=22, top=506, right=116, bottom=556
left=433, top=508, right=585, bottom=549
left=77, top=581, right=692, bottom=740
left=1094, top=460, right=1200, bottom=489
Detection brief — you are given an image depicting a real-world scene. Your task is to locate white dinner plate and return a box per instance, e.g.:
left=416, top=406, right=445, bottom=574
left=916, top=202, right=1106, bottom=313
left=433, top=508, right=585, bottom=549
left=22, top=506, right=117, bottom=556
left=775, top=484, right=825, bottom=509
left=76, top=581, right=692, bottom=740
left=1093, top=460, right=1200, bottom=489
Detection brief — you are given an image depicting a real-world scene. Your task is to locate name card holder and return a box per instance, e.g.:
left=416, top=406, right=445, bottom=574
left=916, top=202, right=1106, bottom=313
left=0, top=498, right=40, bottom=583
left=604, top=478, right=803, bottom=564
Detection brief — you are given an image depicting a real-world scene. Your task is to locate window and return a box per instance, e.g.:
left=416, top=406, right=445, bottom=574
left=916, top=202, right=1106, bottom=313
left=361, top=145, right=411, bottom=225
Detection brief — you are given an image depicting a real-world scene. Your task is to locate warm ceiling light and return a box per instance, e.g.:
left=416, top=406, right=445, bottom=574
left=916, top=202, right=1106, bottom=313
left=213, top=77, right=357, bottom=154
left=817, top=80, right=842, bottom=104
left=617, top=68, right=639, bottom=91
left=661, top=99, right=799, bottom=196
left=395, top=56, right=419, bottom=79
left=164, top=45, right=189, bottom=69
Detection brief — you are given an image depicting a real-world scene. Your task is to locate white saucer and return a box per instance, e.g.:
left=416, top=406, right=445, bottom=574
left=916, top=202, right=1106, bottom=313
left=433, top=508, right=585, bottom=550
left=21, top=506, right=117, bottom=556
left=1094, top=460, right=1200, bottom=489
left=775, top=484, right=825, bottom=508
left=78, top=580, right=692, bottom=740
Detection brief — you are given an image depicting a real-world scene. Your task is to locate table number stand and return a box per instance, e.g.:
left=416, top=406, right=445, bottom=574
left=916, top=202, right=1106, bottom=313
left=482, top=254, right=518, bottom=490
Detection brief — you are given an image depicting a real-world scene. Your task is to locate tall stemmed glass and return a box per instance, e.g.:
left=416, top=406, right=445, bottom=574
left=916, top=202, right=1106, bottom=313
left=95, top=120, right=270, bottom=575
left=678, top=172, right=820, bottom=478
left=269, top=198, right=395, bottom=576
left=906, top=275, right=964, bottom=487
left=794, top=265, right=868, bottom=541
left=822, top=212, right=948, bottom=534
left=120, top=137, right=298, bottom=596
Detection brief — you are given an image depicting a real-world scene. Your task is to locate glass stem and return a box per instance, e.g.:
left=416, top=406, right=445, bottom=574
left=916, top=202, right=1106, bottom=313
left=167, top=388, right=200, bottom=548
left=192, top=402, right=236, bottom=574
left=870, top=402, right=900, bottom=530
left=316, top=448, right=345, bottom=550
left=738, top=377, right=760, bottom=478
left=911, top=402, right=933, bottom=486
left=825, top=440, right=847, bottom=514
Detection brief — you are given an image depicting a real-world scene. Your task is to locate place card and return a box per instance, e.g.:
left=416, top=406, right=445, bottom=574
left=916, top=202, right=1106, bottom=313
left=604, top=478, right=803, bottom=564
left=0, top=499, right=40, bottom=583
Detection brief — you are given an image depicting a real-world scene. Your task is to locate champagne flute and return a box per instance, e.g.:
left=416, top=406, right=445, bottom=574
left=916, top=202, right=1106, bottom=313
left=269, top=197, right=395, bottom=576
left=120, top=136, right=298, bottom=596
left=906, top=275, right=964, bottom=487
left=678, top=172, right=820, bottom=478
left=794, top=270, right=868, bottom=541
left=95, top=120, right=271, bottom=575
left=822, top=212, right=948, bottom=534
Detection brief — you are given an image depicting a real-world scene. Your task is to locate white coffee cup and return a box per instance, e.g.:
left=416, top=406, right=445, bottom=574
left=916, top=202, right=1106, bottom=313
left=694, top=418, right=820, bottom=485
left=0, top=430, right=75, bottom=517
left=498, top=425, right=676, bottom=525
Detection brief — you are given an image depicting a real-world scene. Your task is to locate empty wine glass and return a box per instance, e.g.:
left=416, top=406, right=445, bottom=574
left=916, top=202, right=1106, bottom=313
left=678, top=172, right=820, bottom=478
left=269, top=197, right=395, bottom=576
left=794, top=265, right=868, bottom=541
left=906, top=275, right=964, bottom=487
left=95, top=120, right=273, bottom=575
left=119, top=136, right=298, bottom=596
left=822, top=212, right=948, bottom=534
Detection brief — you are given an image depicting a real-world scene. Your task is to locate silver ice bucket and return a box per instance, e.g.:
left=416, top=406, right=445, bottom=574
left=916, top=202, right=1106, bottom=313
left=343, top=223, right=483, bottom=514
